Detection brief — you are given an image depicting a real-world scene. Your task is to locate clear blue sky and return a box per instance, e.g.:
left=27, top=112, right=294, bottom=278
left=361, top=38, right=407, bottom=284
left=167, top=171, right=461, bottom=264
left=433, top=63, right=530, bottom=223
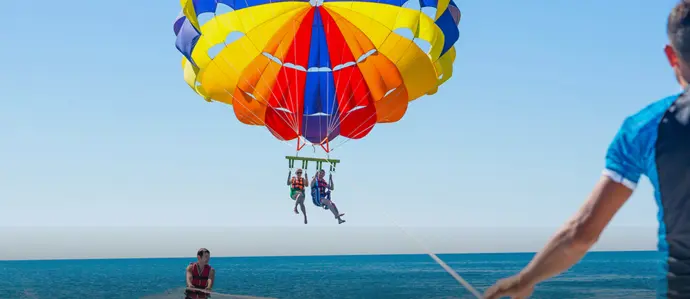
left=0, top=0, right=682, bottom=256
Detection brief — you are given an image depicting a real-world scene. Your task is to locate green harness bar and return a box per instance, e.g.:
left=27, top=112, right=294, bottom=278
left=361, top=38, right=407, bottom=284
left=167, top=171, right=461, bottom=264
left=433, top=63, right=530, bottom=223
left=286, top=156, right=340, bottom=172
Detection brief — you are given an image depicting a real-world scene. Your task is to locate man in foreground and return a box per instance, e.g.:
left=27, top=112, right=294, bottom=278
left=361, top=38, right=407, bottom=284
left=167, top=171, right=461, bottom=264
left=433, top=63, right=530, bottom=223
left=185, top=248, right=215, bottom=299
left=484, top=1, right=690, bottom=298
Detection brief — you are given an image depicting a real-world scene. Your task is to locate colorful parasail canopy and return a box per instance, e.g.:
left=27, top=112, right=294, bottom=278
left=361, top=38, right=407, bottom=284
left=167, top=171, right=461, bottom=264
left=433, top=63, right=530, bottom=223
left=174, top=0, right=461, bottom=152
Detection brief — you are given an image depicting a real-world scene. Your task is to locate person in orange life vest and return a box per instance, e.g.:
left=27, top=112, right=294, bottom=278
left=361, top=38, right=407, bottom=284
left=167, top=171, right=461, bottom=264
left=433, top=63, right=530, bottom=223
left=185, top=248, right=215, bottom=299
left=311, top=169, right=345, bottom=224
left=287, top=168, right=309, bottom=224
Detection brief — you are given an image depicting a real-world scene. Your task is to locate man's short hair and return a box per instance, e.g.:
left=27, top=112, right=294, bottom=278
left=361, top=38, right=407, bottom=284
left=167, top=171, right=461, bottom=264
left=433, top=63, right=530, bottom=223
left=668, top=0, right=690, bottom=61
left=197, top=248, right=210, bottom=257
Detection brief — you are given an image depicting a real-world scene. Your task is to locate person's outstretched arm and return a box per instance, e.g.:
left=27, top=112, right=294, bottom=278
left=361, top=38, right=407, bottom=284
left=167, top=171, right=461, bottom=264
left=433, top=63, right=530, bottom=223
left=185, top=265, right=193, bottom=288
left=329, top=174, right=334, bottom=190
left=304, top=173, right=309, bottom=186
left=287, top=171, right=292, bottom=186
left=484, top=177, right=633, bottom=298
left=207, top=268, right=215, bottom=290
left=484, top=112, right=651, bottom=298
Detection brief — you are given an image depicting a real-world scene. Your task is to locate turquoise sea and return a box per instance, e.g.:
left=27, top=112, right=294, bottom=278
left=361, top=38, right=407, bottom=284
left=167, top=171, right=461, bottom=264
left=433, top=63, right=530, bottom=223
left=0, top=251, right=661, bottom=299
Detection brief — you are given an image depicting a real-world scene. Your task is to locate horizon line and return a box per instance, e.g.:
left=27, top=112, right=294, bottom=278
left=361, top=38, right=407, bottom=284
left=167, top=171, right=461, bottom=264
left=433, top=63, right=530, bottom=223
left=0, top=249, right=657, bottom=263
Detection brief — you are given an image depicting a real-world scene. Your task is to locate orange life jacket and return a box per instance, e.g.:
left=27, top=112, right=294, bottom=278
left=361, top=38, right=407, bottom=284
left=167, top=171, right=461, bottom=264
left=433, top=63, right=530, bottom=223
left=291, top=177, right=305, bottom=190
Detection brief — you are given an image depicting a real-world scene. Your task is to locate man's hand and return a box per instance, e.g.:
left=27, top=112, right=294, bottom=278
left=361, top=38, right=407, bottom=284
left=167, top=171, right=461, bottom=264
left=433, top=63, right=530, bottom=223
left=483, top=274, right=535, bottom=299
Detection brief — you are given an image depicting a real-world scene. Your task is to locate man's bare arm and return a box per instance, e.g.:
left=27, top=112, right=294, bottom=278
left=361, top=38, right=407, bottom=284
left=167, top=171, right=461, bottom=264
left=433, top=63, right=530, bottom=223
left=516, top=175, right=634, bottom=286
left=207, top=268, right=215, bottom=289
left=185, top=265, right=193, bottom=287
left=287, top=171, right=292, bottom=186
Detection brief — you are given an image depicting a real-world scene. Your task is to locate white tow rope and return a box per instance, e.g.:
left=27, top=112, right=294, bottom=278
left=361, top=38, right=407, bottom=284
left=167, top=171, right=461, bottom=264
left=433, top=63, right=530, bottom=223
left=385, top=215, right=483, bottom=298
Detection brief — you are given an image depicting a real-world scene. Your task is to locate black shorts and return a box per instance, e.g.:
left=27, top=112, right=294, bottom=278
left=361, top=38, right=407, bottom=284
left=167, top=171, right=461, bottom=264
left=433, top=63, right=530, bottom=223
left=184, top=289, right=211, bottom=299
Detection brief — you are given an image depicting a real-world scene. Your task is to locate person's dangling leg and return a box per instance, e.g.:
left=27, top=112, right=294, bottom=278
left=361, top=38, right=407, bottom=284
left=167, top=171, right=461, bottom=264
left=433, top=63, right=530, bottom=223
left=297, top=192, right=307, bottom=224
left=323, top=196, right=345, bottom=224
left=291, top=190, right=299, bottom=214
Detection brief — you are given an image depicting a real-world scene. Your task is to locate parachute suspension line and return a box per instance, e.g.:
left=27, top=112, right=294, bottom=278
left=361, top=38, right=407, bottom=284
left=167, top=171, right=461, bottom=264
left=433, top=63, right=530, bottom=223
left=212, top=86, right=296, bottom=152
left=203, top=39, right=302, bottom=147
left=209, top=31, right=299, bottom=132
left=327, top=90, right=407, bottom=153
left=324, top=14, right=414, bottom=144
left=326, top=10, right=376, bottom=141
left=205, top=9, right=306, bottom=139
left=329, top=15, right=439, bottom=153
left=289, top=12, right=304, bottom=136
left=205, top=66, right=289, bottom=141
left=324, top=30, right=345, bottom=153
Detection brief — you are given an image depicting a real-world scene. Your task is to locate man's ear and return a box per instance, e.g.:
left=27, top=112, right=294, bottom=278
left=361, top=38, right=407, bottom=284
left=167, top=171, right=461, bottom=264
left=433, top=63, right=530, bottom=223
left=666, top=44, right=679, bottom=67
left=665, top=44, right=688, bottom=87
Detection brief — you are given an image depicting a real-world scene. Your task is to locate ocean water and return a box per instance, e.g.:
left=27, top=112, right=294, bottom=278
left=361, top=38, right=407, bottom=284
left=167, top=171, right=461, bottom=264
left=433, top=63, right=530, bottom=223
left=0, top=251, right=661, bottom=299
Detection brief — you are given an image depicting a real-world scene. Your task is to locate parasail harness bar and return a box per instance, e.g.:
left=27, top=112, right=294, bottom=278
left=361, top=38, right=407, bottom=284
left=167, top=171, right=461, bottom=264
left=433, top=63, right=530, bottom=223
left=286, top=156, right=339, bottom=172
